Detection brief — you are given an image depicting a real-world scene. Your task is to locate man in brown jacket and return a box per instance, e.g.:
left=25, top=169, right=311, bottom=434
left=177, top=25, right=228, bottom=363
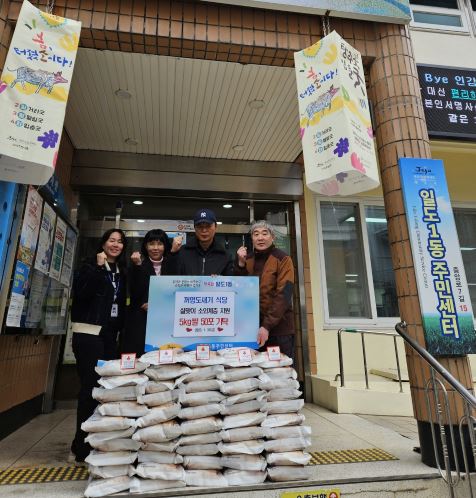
left=235, top=220, right=295, bottom=359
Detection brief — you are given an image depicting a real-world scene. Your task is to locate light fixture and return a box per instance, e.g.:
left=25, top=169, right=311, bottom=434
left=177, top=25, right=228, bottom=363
left=115, top=89, right=132, bottom=99
left=223, top=203, right=232, bottom=209
left=461, top=247, right=476, bottom=251
left=345, top=274, right=358, bottom=277
left=125, top=138, right=138, bottom=146
left=232, top=145, right=244, bottom=152
left=133, top=200, right=143, bottom=205
left=345, top=216, right=387, bottom=223
left=217, top=221, right=223, bottom=225
left=248, top=99, right=265, bottom=109
left=346, top=279, right=357, bottom=283
left=137, top=219, right=145, bottom=223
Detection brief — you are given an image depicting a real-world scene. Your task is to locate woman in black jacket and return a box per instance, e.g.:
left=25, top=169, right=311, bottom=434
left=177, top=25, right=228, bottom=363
left=70, top=228, right=128, bottom=464
left=121, top=229, right=171, bottom=356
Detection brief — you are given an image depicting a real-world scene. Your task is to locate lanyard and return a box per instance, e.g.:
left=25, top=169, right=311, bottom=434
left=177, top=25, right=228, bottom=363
left=104, top=261, right=120, bottom=302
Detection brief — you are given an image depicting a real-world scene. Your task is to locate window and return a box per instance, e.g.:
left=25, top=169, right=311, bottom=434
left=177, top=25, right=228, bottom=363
left=410, top=0, right=468, bottom=30
left=318, top=201, right=398, bottom=325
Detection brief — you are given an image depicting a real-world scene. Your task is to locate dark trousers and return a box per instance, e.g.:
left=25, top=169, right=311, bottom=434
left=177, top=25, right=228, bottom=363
left=260, top=334, right=295, bottom=364
left=71, top=328, right=118, bottom=461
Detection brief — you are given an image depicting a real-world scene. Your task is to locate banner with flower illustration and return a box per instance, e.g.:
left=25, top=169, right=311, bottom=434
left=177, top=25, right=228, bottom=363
left=294, top=31, right=380, bottom=196
left=0, top=0, right=81, bottom=185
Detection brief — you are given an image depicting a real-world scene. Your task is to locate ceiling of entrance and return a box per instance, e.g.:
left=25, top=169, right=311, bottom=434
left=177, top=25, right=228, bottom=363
left=64, top=49, right=302, bottom=162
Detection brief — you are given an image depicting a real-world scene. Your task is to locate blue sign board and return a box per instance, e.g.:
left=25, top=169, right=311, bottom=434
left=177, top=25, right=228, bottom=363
left=145, top=276, right=260, bottom=352
left=399, top=158, right=475, bottom=355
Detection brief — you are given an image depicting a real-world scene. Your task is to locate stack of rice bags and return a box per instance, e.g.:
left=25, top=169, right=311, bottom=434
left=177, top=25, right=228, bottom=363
left=218, top=359, right=268, bottom=486
left=83, top=359, right=149, bottom=498
left=259, top=353, right=312, bottom=482
left=130, top=357, right=191, bottom=494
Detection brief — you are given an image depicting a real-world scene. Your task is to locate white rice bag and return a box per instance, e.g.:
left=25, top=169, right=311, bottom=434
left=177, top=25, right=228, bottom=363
left=84, top=476, right=131, bottom=497
left=222, top=411, right=266, bottom=430
left=220, top=399, right=266, bottom=416
left=133, top=421, right=182, bottom=442
left=256, top=353, right=293, bottom=368
left=218, top=439, right=265, bottom=455
left=267, top=465, right=312, bottom=481
left=144, top=381, right=174, bottom=393
left=183, top=379, right=222, bottom=392
left=137, top=450, right=183, bottom=464
left=221, top=454, right=266, bottom=471
left=135, top=403, right=180, bottom=427
left=179, top=431, right=222, bottom=446
left=140, top=440, right=179, bottom=452
left=266, top=451, right=312, bottom=466
left=179, top=403, right=222, bottom=420
left=266, top=400, right=304, bottom=414
left=176, top=351, right=226, bottom=367
left=264, top=425, right=312, bottom=439
left=264, top=437, right=311, bottom=452
left=91, top=438, right=142, bottom=452
left=98, top=401, right=149, bottom=418
left=85, top=450, right=137, bottom=466
left=181, top=365, right=225, bottom=382
left=92, top=386, right=139, bottom=402
left=220, top=426, right=266, bottom=442
left=183, top=456, right=223, bottom=470
left=181, top=416, right=223, bottom=435
left=81, top=414, right=136, bottom=433
left=133, top=463, right=185, bottom=480
left=263, top=367, right=297, bottom=379
left=137, top=390, right=179, bottom=406
left=221, top=390, right=267, bottom=406
left=88, top=465, right=133, bottom=479
left=85, top=427, right=135, bottom=445
left=220, top=378, right=260, bottom=395
left=267, top=388, right=302, bottom=402
left=179, top=390, right=225, bottom=406
left=217, top=367, right=263, bottom=382
left=98, top=373, right=149, bottom=389
left=224, top=469, right=267, bottom=485
left=140, top=349, right=181, bottom=366
left=129, top=477, right=185, bottom=493
left=184, top=469, right=227, bottom=487
left=177, top=443, right=219, bottom=456
left=258, top=374, right=300, bottom=391
left=95, top=359, right=148, bottom=376
left=145, top=364, right=191, bottom=381
left=261, top=413, right=306, bottom=428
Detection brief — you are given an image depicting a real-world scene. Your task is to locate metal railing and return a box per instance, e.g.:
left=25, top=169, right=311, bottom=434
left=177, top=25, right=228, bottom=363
left=395, top=322, right=476, bottom=498
left=337, top=328, right=404, bottom=393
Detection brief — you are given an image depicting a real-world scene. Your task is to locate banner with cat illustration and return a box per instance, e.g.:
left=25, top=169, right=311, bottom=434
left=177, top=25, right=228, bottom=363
left=294, top=31, right=380, bottom=196
left=0, top=0, right=81, bottom=185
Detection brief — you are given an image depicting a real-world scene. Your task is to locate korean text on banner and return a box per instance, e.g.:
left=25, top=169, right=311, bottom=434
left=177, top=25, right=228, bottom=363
left=399, top=157, right=476, bottom=356
left=0, top=0, right=81, bottom=185
left=294, top=30, right=380, bottom=196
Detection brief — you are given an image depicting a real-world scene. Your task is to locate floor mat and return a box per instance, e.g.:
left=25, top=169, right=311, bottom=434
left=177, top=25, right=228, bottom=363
left=309, top=448, right=398, bottom=465
left=0, top=465, right=88, bottom=485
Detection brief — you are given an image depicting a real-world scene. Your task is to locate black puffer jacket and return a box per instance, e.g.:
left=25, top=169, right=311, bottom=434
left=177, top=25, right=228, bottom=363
left=71, top=258, right=127, bottom=329
left=167, top=238, right=233, bottom=276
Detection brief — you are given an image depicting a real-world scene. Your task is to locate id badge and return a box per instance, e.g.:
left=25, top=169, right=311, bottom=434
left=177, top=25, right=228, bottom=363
left=111, top=303, right=118, bottom=317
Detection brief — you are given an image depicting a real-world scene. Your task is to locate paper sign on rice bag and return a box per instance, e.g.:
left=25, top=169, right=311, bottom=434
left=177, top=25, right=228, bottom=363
left=238, top=348, right=252, bottom=363
left=121, top=353, right=136, bottom=370
left=267, top=346, right=281, bottom=361
left=196, top=344, right=211, bottom=361
left=294, top=30, right=380, bottom=196
left=159, top=349, right=174, bottom=364
left=0, top=0, right=81, bottom=185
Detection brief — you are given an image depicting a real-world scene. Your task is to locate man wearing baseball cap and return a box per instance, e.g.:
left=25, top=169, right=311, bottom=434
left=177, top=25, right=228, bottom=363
left=167, top=208, right=233, bottom=276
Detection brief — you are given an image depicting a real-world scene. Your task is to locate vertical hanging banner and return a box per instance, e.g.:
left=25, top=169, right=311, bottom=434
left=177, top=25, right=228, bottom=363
left=294, top=30, right=380, bottom=196
left=399, top=158, right=476, bottom=355
left=0, top=0, right=81, bottom=185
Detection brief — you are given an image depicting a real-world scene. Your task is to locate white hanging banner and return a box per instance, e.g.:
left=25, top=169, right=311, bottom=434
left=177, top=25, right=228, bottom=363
left=0, top=0, right=81, bottom=185
left=294, top=30, right=380, bottom=196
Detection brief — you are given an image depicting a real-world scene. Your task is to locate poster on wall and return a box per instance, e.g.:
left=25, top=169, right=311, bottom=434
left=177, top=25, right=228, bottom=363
left=294, top=30, right=380, bottom=196
left=0, top=0, right=81, bottom=185
left=24, top=268, right=49, bottom=327
left=49, top=217, right=66, bottom=281
left=17, top=186, right=42, bottom=265
left=34, top=201, right=56, bottom=274
left=399, top=157, right=476, bottom=355
left=60, top=227, right=76, bottom=286
left=146, top=276, right=259, bottom=352
left=5, top=260, right=30, bottom=326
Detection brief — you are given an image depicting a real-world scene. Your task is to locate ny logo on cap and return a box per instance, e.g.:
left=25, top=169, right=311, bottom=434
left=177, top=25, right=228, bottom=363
left=201, top=212, right=206, bottom=217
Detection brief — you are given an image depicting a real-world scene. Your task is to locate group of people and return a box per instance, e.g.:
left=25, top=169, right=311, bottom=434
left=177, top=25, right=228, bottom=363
left=69, top=208, right=295, bottom=464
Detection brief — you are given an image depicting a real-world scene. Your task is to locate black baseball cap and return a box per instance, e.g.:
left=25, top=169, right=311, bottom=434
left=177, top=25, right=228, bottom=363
left=193, top=208, right=217, bottom=225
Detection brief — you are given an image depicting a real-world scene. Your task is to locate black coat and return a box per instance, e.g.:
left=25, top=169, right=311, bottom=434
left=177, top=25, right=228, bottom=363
left=166, top=238, right=233, bottom=276
left=71, top=258, right=127, bottom=332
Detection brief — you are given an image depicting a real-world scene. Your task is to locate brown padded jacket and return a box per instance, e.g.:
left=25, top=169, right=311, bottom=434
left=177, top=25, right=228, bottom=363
left=234, top=245, right=295, bottom=336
